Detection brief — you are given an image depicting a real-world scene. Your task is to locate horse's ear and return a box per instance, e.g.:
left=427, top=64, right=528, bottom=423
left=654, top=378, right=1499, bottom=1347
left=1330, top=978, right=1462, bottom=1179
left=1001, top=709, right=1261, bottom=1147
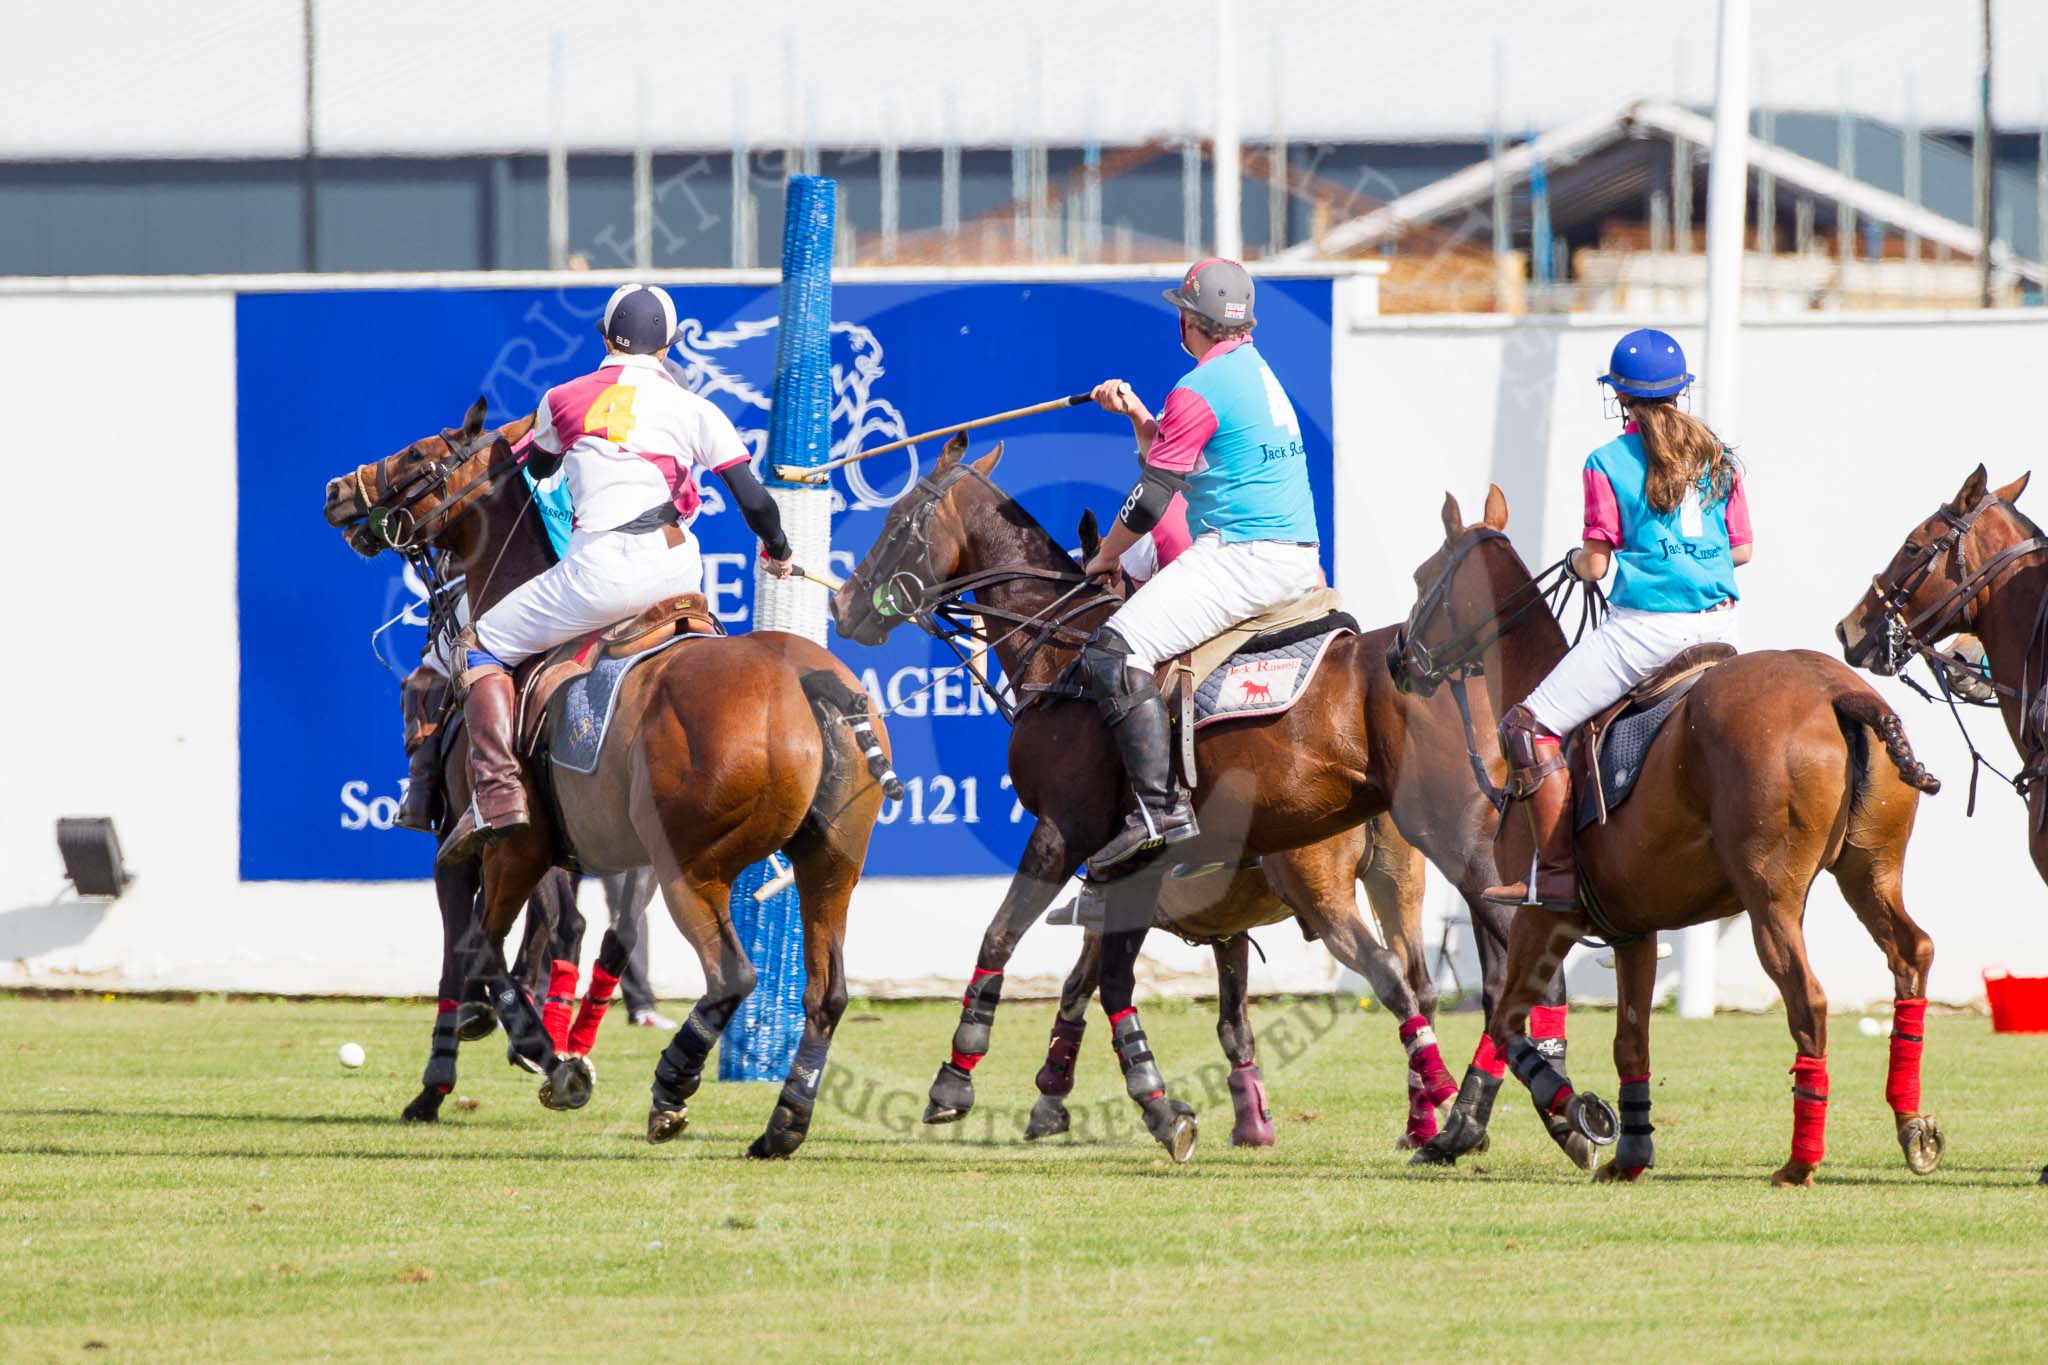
left=462, top=395, right=489, bottom=441
left=1994, top=471, right=2032, bottom=505
left=935, top=430, right=969, bottom=471
left=1482, top=484, right=1510, bottom=531
left=1077, top=508, right=1103, bottom=562
left=1440, top=492, right=1464, bottom=541
left=971, top=441, right=1004, bottom=477
left=1951, top=463, right=1989, bottom=512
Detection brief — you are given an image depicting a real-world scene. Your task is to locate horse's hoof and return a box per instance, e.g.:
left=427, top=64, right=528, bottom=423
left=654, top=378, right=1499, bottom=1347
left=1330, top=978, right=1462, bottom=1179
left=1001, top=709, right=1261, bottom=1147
left=539, top=1055, right=595, bottom=1112
left=1141, top=1097, right=1198, bottom=1163
left=400, top=1089, right=444, bottom=1124
left=1769, top=1159, right=1817, bottom=1188
left=924, top=1061, right=974, bottom=1126
left=1227, top=1065, right=1275, bottom=1147
left=1023, top=1094, right=1071, bottom=1141
left=1592, top=1161, right=1647, bottom=1183
left=506, top=1039, right=551, bottom=1076
left=1230, top=1116, right=1277, bottom=1148
left=2038, top=1164, right=2047, bottom=1186
left=455, top=1003, right=498, bottom=1042
left=1899, top=1115, right=1945, bottom=1175
left=646, top=1106, right=689, bottom=1144
left=1566, top=1092, right=1618, bottom=1146
left=1412, top=1108, right=1489, bottom=1166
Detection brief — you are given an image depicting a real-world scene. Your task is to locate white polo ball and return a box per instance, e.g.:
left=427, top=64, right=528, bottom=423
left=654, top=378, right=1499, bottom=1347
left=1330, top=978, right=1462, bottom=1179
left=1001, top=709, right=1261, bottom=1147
left=338, top=1042, right=367, bottom=1069
left=1857, top=1016, right=1886, bottom=1038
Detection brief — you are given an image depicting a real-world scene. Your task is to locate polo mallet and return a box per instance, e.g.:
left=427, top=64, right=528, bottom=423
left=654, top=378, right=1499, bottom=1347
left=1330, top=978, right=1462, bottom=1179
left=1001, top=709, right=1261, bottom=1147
left=772, top=391, right=1096, bottom=485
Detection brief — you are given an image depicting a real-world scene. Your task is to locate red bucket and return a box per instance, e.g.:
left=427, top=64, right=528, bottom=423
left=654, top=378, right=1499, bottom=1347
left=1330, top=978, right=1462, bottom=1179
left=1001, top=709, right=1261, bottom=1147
left=1984, top=970, right=2048, bottom=1033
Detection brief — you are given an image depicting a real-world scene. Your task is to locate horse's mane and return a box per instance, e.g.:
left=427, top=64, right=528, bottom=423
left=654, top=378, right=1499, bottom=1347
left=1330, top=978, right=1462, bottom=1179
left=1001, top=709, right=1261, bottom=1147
left=978, top=474, right=1086, bottom=575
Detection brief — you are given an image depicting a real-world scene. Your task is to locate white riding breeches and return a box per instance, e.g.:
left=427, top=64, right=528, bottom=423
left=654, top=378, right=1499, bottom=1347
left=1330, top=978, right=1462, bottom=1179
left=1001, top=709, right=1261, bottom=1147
left=472, top=528, right=703, bottom=667
left=1522, top=604, right=1742, bottom=738
left=1106, top=531, right=1323, bottom=670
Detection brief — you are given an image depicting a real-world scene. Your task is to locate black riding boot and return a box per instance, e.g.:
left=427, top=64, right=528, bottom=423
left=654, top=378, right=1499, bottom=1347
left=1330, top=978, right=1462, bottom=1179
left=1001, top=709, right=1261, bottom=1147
left=1079, top=628, right=1197, bottom=872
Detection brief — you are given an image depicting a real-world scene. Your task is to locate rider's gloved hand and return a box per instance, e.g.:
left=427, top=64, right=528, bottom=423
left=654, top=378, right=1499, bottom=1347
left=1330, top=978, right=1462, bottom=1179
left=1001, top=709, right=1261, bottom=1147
left=1091, top=379, right=1150, bottom=425
left=761, top=545, right=795, bottom=579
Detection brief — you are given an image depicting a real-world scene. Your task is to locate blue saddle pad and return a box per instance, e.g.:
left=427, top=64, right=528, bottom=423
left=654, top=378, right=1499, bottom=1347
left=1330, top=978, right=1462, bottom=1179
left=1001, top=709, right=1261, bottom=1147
left=545, top=635, right=693, bottom=776
left=1575, top=688, right=1688, bottom=832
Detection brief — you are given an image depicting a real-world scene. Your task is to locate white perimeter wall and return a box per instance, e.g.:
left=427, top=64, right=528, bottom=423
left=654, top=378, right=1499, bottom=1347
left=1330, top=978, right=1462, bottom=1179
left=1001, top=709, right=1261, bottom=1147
left=7, top=291, right=2045, bottom=1008
left=1330, top=309, right=2048, bottom=1009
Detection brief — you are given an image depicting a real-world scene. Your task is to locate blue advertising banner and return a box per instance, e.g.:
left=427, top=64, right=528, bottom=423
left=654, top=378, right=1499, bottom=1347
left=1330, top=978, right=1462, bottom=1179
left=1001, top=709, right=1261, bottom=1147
left=236, top=276, right=1334, bottom=880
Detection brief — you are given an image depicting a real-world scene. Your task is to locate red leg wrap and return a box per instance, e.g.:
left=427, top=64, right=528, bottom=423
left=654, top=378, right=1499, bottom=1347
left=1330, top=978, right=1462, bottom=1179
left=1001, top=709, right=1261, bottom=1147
left=1472, top=1033, right=1507, bottom=1080
left=1405, top=1073, right=1441, bottom=1147
left=1886, top=997, right=1926, bottom=1115
left=437, top=998, right=458, bottom=1014
left=1529, top=1003, right=1568, bottom=1042
left=563, top=965, right=621, bottom=1056
left=1398, top=1014, right=1459, bottom=1106
left=1790, top=1054, right=1829, bottom=1165
left=540, top=960, right=579, bottom=1052
left=950, top=1048, right=985, bottom=1072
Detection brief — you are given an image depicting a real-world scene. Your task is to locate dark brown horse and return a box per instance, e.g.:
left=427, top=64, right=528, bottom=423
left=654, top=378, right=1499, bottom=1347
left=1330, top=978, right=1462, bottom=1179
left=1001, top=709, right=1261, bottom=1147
left=1027, top=812, right=1458, bottom=1152
left=323, top=396, right=894, bottom=1158
left=1394, top=486, right=1946, bottom=1185
left=832, top=438, right=1579, bottom=1163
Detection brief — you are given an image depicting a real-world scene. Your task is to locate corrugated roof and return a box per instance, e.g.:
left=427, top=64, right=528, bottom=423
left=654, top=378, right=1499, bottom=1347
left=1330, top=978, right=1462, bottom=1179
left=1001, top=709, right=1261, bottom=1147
left=6, top=0, right=2047, bottom=158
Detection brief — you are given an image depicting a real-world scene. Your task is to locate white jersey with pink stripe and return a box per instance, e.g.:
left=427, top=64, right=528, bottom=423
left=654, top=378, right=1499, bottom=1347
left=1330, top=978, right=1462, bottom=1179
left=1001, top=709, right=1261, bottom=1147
left=531, top=351, right=751, bottom=541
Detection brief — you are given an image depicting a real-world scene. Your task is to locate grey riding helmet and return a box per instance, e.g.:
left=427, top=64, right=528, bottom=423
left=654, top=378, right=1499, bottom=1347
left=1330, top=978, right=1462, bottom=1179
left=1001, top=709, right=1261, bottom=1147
left=1161, top=258, right=1256, bottom=330
left=598, top=283, right=679, bottom=354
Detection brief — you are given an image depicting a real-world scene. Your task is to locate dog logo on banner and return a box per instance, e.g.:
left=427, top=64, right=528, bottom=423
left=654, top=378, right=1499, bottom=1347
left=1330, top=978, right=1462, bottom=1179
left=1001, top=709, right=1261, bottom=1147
left=667, top=316, right=913, bottom=511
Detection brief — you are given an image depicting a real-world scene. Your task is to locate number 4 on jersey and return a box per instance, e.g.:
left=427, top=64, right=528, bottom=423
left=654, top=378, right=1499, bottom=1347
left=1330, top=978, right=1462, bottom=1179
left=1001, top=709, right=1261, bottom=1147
left=583, top=384, right=638, bottom=442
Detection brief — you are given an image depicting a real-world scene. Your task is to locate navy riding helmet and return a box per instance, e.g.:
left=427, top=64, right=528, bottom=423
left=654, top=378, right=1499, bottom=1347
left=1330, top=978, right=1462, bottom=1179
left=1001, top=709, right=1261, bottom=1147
left=597, top=283, right=680, bottom=355
left=1598, top=327, right=1694, bottom=399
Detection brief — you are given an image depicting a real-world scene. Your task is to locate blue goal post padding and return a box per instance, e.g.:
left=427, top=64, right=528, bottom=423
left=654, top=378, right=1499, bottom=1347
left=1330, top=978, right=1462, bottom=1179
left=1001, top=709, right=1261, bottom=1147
left=719, top=173, right=836, bottom=1082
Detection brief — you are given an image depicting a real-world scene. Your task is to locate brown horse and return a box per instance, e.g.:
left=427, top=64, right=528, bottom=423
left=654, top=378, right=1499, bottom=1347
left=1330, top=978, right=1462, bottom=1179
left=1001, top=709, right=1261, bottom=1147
left=832, top=438, right=1580, bottom=1164
left=1837, top=465, right=2048, bottom=878
left=1027, top=812, right=1457, bottom=1151
left=1393, top=486, right=1946, bottom=1185
left=322, top=396, right=895, bottom=1158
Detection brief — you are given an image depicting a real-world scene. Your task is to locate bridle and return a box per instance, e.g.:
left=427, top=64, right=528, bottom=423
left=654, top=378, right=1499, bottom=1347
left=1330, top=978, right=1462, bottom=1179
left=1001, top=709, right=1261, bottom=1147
left=344, top=419, right=524, bottom=555
left=850, top=462, right=1118, bottom=722
left=1852, top=491, right=2048, bottom=813
left=1390, top=528, right=1607, bottom=812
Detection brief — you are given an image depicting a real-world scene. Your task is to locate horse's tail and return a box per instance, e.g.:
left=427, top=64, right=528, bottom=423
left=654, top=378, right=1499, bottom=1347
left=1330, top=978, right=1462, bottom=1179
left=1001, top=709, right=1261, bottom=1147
left=1833, top=690, right=1942, bottom=799
left=798, top=669, right=905, bottom=830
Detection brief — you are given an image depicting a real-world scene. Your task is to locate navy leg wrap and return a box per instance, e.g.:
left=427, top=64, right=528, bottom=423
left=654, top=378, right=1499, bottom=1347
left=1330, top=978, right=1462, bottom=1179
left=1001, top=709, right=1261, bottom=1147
left=489, top=974, right=553, bottom=1069
left=1616, top=1078, right=1655, bottom=1169
left=652, top=1002, right=729, bottom=1108
left=778, top=1036, right=833, bottom=1114
left=1506, top=1035, right=1572, bottom=1113
left=422, top=1011, right=459, bottom=1092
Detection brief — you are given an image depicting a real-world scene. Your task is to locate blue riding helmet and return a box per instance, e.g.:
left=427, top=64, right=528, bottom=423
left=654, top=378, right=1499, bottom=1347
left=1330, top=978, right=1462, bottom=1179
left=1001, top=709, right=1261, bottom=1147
left=1598, top=328, right=1694, bottom=399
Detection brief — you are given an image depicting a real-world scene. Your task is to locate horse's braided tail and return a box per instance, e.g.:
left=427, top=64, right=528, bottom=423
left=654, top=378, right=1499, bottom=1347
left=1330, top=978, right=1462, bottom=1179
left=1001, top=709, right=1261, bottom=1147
left=1833, top=691, right=1942, bottom=796
left=799, top=669, right=905, bottom=806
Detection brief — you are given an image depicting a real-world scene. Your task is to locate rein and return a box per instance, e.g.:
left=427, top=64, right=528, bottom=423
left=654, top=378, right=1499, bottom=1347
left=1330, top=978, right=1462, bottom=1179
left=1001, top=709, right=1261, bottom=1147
left=1395, top=529, right=1608, bottom=812
left=855, top=462, right=1119, bottom=724
left=1859, top=492, right=2048, bottom=813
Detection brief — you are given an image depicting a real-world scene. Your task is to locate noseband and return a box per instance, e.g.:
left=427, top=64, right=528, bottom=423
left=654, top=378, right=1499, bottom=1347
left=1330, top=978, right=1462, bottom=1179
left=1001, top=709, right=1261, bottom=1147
left=347, top=422, right=508, bottom=552
left=1852, top=493, right=2048, bottom=678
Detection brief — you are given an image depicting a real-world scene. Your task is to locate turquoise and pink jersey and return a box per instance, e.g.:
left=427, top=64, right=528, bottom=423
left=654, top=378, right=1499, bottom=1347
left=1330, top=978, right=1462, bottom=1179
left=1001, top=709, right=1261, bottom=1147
left=1144, top=336, right=1319, bottom=545
left=1582, top=427, right=1751, bottom=613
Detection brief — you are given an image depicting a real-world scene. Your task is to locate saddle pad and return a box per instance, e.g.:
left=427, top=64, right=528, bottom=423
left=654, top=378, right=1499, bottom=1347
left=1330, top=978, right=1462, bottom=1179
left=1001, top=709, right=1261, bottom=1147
left=1193, top=625, right=1351, bottom=729
left=1185, top=586, right=1348, bottom=689
left=545, top=633, right=701, bottom=776
left=1575, top=687, right=1688, bottom=831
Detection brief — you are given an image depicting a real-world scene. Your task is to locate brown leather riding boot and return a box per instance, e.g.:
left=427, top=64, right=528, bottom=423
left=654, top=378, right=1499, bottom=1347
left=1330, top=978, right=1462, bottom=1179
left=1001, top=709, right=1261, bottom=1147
left=1482, top=767, right=1578, bottom=908
left=394, top=733, right=442, bottom=833
left=437, top=670, right=530, bottom=864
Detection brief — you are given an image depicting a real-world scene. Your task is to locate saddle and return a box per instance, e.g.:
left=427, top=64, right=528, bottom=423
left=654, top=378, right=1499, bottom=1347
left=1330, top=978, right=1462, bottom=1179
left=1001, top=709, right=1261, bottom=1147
left=1570, top=642, right=1736, bottom=830
left=515, top=593, right=724, bottom=752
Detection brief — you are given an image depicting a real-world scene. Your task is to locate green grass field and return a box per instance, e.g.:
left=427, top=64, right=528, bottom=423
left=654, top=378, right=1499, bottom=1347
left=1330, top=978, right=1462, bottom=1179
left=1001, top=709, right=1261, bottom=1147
left=3, top=993, right=2045, bottom=1361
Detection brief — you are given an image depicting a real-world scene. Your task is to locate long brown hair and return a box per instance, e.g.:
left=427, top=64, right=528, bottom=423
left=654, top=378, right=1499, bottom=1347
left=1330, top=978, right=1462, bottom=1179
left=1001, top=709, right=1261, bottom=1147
left=1626, top=398, right=1738, bottom=514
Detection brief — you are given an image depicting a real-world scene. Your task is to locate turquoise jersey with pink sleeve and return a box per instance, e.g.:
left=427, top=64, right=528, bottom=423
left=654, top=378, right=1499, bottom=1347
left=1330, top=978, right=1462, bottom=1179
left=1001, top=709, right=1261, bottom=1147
left=1582, top=430, right=1751, bottom=613
left=1143, top=336, right=1319, bottom=545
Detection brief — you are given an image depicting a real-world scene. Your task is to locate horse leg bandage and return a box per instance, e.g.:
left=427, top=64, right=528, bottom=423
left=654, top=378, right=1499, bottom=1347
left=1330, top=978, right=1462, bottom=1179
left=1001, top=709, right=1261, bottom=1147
left=778, top=1036, right=833, bottom=1116
left=541, top=959, right=579, bottom=1053
left=1035, top=1015, right=1087, bottom=1097
left=564, top=965, right=621, bottom=1056
left=1615, top=1074, right=1654, bottom=1171
left=1471, top=1033, right=1508, bottom=1080
left=1110, top=1008, right=1165, bottom=1102
left=950, top=969, right=1003, bottom=1072
left=1529, top=1003, right=1568, bottom=1075
left=423, top=999, right=460, bottom=1093
left=489, top=975, right=553, bottom=1071
left=1886, top=997, right=1927, bottom=1115
left=1790, top=1054, right=1830, bottom=1166
left=1406, top=1072, right=1441, bottom=1147
left=651, top=1001, right=733, bottom=1109
left=1399, top=1015, right=1459, bottom=1107
left=1506, top=1035, right=1574, bottom=1115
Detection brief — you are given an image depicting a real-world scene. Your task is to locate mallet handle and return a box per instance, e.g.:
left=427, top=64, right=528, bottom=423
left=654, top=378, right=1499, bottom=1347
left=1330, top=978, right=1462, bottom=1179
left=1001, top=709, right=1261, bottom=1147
left=775, top=392, right=1093, bottom=484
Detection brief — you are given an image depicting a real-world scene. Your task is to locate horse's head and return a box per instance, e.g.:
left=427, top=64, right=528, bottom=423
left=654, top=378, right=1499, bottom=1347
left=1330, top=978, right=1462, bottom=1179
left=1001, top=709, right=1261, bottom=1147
left=831, top=431, right=1004, bottom=645
left=1388, top=484, right=1520, bottom=697
left=1837, top=464, right=2035, bottom=674
left=321, top=396, right=523, bottom=560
